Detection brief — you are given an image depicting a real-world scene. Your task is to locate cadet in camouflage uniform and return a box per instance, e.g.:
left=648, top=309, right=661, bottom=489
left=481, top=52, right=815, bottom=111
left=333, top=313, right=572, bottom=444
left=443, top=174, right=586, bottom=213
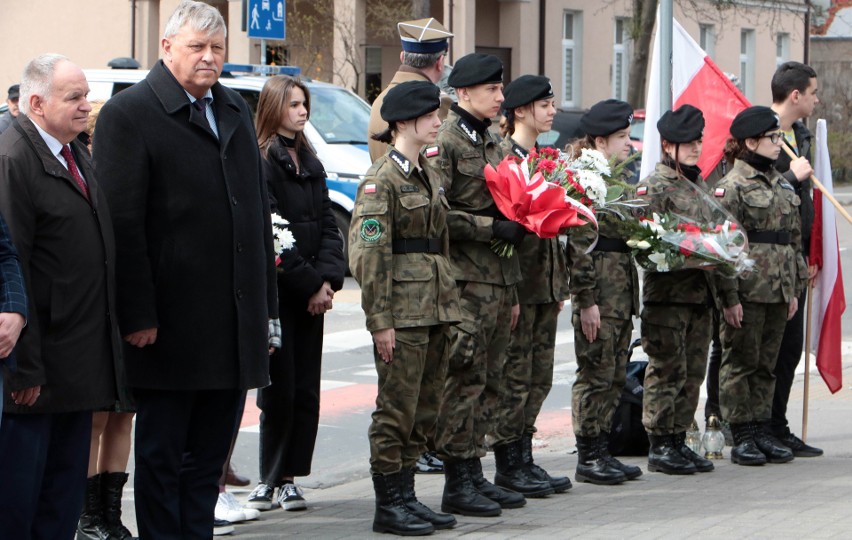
left=567, top=99, right=642, bottom=485
left=713, top=106, right=807, bottom=467
left=350, top=81, right=460, bottom=535
left=493, top=75, right=571, bottom=497
left=636, top=105, right=716, bottom=475
left=428, top=53, right=527, bottom=517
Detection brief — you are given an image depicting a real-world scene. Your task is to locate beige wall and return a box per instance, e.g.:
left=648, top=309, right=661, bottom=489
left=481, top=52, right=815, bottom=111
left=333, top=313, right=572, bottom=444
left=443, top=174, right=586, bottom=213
left=0, top=0, right=806, bottom=108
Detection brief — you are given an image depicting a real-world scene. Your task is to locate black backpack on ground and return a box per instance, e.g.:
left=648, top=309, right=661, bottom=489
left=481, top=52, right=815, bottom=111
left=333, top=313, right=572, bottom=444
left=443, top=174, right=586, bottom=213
left=608, top=340, right=650, bottom=456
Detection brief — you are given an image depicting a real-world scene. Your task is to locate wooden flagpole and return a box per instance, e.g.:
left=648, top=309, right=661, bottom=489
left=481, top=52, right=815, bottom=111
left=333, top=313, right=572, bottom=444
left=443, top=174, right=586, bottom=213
left=802, top=278, right=815, bottom=441
left=782, top=144, right=852, bottom=226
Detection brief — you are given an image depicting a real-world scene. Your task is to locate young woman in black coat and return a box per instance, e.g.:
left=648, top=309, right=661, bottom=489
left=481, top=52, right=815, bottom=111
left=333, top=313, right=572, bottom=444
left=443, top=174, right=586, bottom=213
left=247, top=76, right=346, bottom=511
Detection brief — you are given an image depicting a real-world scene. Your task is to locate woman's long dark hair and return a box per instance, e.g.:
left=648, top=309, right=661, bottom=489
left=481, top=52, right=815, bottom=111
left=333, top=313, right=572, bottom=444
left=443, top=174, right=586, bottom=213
left=256, top=75, right=313, bottom=158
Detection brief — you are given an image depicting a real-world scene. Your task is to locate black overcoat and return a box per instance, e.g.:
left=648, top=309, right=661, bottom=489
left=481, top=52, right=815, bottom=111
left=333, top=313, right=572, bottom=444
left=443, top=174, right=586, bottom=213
left=0, top=115, right=121, bottom=413
left=93, top=61, right=278, bottom=391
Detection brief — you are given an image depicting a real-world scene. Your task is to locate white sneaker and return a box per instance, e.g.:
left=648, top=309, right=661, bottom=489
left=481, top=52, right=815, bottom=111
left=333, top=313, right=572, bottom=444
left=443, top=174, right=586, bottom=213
left=215, top=492, right=253, bottom=523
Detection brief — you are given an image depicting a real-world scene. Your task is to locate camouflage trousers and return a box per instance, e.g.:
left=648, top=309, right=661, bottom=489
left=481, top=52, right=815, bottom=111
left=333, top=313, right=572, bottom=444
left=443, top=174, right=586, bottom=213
left=369, top=324, right=450, bottom=475
left=437, top=281, right=514, bottom=461
left=571, top=315, right=633, bottom=437
left=492, top=302, right=562, bottom=445
left=641, top=304, right=713, bottom=435
left=720, top=302, right=787, bottom=424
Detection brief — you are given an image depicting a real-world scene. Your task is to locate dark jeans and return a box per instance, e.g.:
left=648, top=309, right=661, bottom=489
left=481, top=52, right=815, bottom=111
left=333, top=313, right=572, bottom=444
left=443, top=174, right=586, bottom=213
left=0, top=411, right=91, bottom=540
left=704, top=308, right=722, bottom=419
left=133, top=388, right=241, bottom=540
left=257, top=305, right=324, bottom=483
left=770, top=289, right=807, bottom=436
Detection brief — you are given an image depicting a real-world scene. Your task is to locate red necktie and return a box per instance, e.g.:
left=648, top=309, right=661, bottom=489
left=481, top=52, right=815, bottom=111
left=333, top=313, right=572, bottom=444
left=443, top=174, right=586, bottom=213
left=60, top=145, right=89, bottom=200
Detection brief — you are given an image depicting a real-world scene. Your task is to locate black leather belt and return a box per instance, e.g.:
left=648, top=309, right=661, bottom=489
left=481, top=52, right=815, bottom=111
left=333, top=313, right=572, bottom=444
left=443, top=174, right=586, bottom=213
left=747, top=230, right=791, bottom=245
left=594, top=236, right=630, bottom=253
left=392, top=238, right=443, bottom=254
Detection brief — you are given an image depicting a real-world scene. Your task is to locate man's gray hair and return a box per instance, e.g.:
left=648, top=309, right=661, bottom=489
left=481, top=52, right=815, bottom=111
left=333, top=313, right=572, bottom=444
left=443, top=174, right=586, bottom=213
left=163, top=0, right=227, bottom=39
left=402, top=50, right=445, bottom=70
left=19, top=53, right=69, bottom=115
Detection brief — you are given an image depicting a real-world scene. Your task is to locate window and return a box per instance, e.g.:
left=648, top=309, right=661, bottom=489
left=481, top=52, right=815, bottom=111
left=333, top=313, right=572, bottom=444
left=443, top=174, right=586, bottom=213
left=561, top=11, right=582, bottom=108
left=613, top=18, right=631, bottom=101
left=776, top=33, right=790, bottom=68
left=365, top=46, right=383, bottom=104
left=740, top=29, right=755, bottom=101
left=699, top=24, right=715, bottom=59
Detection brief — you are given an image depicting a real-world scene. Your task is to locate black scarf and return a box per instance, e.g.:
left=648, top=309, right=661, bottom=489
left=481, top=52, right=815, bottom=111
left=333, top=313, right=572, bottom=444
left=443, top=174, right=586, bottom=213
left=741, top=151, right=775, bottom=173
left=451, top=103, right=491, bottom=136
left=662, top=156, right=702, bottom=182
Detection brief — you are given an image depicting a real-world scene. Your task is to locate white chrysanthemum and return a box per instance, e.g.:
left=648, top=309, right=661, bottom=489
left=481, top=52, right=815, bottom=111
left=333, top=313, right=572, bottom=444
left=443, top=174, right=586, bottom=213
left=575, top=170, right=608, bottom=205
left=271, top=213, right=296, bottom=254
left=636, top=240, right=652, bottom=250
left=576, top=148, right=612, bottom=177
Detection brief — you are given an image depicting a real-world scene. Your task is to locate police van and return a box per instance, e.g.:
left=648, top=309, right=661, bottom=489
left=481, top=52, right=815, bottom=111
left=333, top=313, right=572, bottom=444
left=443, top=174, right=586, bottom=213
left=84, top=63, right=371, bottom=270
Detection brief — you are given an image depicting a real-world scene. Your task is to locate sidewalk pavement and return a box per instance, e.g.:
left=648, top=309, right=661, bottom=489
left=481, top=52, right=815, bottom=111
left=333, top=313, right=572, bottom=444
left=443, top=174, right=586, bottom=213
left=122, top=365, right=852, bottom=539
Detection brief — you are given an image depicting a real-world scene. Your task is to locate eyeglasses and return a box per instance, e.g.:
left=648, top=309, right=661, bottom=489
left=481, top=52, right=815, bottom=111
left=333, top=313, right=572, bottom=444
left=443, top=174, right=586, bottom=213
left=761, top=132, right=782, bottom=144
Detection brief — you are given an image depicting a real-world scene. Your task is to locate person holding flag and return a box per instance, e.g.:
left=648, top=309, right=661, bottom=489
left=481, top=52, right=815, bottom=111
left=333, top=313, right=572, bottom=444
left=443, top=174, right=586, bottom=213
left=768, top=62, right=824, bottom=458
left=713, top=106, right=807, bottom=467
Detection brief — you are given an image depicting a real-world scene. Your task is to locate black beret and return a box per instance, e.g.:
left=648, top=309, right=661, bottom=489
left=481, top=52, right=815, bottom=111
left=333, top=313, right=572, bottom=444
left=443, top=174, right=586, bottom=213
left=580, top=99, right=634, bottom=137
left=380, top=80, right=441, bottom=123
left=447, top=53, right=503, bottom=88
left=657, top=104, right=705, bottom=143
left=502, top=75, right=554, bottom=110
left=730, top=106, right=781, bottom=140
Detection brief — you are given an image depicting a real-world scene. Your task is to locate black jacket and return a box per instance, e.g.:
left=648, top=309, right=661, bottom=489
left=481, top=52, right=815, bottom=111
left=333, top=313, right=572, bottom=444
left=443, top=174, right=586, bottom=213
left=93, top=61, right=278, bottom=391
left=775, top=120, right=814, bottom=253
left=263, top=136, right=345, bottom=305
left=0, top=115, right=121, bottom=413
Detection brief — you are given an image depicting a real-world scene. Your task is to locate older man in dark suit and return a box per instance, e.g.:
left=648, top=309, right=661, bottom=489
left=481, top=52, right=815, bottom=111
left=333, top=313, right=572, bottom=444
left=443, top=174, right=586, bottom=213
left=94, top=1, right=278, bottom=537
left=0, top=54, right=121, bottom=538
left=0, top=210, right=27, bottom=424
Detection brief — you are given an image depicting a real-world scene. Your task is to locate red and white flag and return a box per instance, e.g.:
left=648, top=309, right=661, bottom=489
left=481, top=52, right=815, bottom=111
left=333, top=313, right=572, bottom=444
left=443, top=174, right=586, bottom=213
left=809, top=119, right=845, bottom=394
left=640, top=15, right=751, bottom=180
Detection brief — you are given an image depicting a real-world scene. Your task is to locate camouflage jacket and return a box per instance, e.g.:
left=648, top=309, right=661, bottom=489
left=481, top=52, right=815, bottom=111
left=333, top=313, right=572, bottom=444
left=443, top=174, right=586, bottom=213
left=428, top=109, right=522, bottom=287
left=636, top=162, right=717, bottom=307
left=499, top=137, right=569, bottom=304
left=349, top=146, right=461, bottom=332
left=713, top=159, right=807, bottom=307
left=567, top=212, right=639, bottom=320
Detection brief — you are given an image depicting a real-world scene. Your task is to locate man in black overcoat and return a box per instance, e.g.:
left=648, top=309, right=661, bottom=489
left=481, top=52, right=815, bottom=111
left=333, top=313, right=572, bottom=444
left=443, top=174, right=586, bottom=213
left=93, top=1, right=278, bottom=537
left=0, top=54, right=121, bottom=538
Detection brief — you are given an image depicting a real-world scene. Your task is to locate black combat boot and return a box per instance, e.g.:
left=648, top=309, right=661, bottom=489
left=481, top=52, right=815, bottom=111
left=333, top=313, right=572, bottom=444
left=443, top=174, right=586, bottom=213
left=574, top=435, right=627, bottom=485
left=751, top=422, right=794, bottom=464
left=493, top=441, right=554, bottom=498
left=101, top=472, right=136, bottom=539
left=77, top=473, right=110, bottom=540
left=647, top=434, right=697, bottom=475
left=372, top=473, right=434, bottom=536
left=468, top=457, right=526, bottom=509
left=521, top=433, right=572, bottom=493
left=729, top=423, right=767, bottom=466
left=673, top=432, right=714, bottom=472
left=400, top=468, right=456, bottom=530
left=441, top=460, right=502, bottom=517
left=598, top=432, right=643, bottom=480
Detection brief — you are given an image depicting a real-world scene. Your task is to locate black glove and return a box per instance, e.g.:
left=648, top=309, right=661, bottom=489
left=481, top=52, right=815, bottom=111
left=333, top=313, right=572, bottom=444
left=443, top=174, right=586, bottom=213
left=492, top=220, right=527, bottom=246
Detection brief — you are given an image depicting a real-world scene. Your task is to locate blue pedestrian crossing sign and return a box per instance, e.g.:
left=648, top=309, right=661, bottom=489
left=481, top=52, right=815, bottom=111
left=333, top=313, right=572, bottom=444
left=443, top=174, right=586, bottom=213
left=247, top=0, right=285, bottom=40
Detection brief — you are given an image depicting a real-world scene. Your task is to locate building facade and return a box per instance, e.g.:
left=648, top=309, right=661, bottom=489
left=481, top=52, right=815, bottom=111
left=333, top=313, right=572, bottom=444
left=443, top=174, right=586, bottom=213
left=0, top=0, right=807, bottom=109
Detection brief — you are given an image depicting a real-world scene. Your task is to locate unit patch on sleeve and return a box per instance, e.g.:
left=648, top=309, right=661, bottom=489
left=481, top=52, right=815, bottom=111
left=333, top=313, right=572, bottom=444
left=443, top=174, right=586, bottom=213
left=714, top=187, right=726, bottom=197
left=636, top=186, right=648, bottom=196
left=425, top=146, right=439, bottom=158
left=364, top=183, right=377, bottom=194
left=360, top=218, right=383, bottom=242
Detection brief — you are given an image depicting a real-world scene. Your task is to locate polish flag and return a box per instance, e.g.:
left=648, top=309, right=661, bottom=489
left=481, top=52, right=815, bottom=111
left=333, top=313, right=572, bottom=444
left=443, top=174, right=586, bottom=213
left=808, top=119, right=845, bottom=394
left=639, top=15, right=751, bottom=180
